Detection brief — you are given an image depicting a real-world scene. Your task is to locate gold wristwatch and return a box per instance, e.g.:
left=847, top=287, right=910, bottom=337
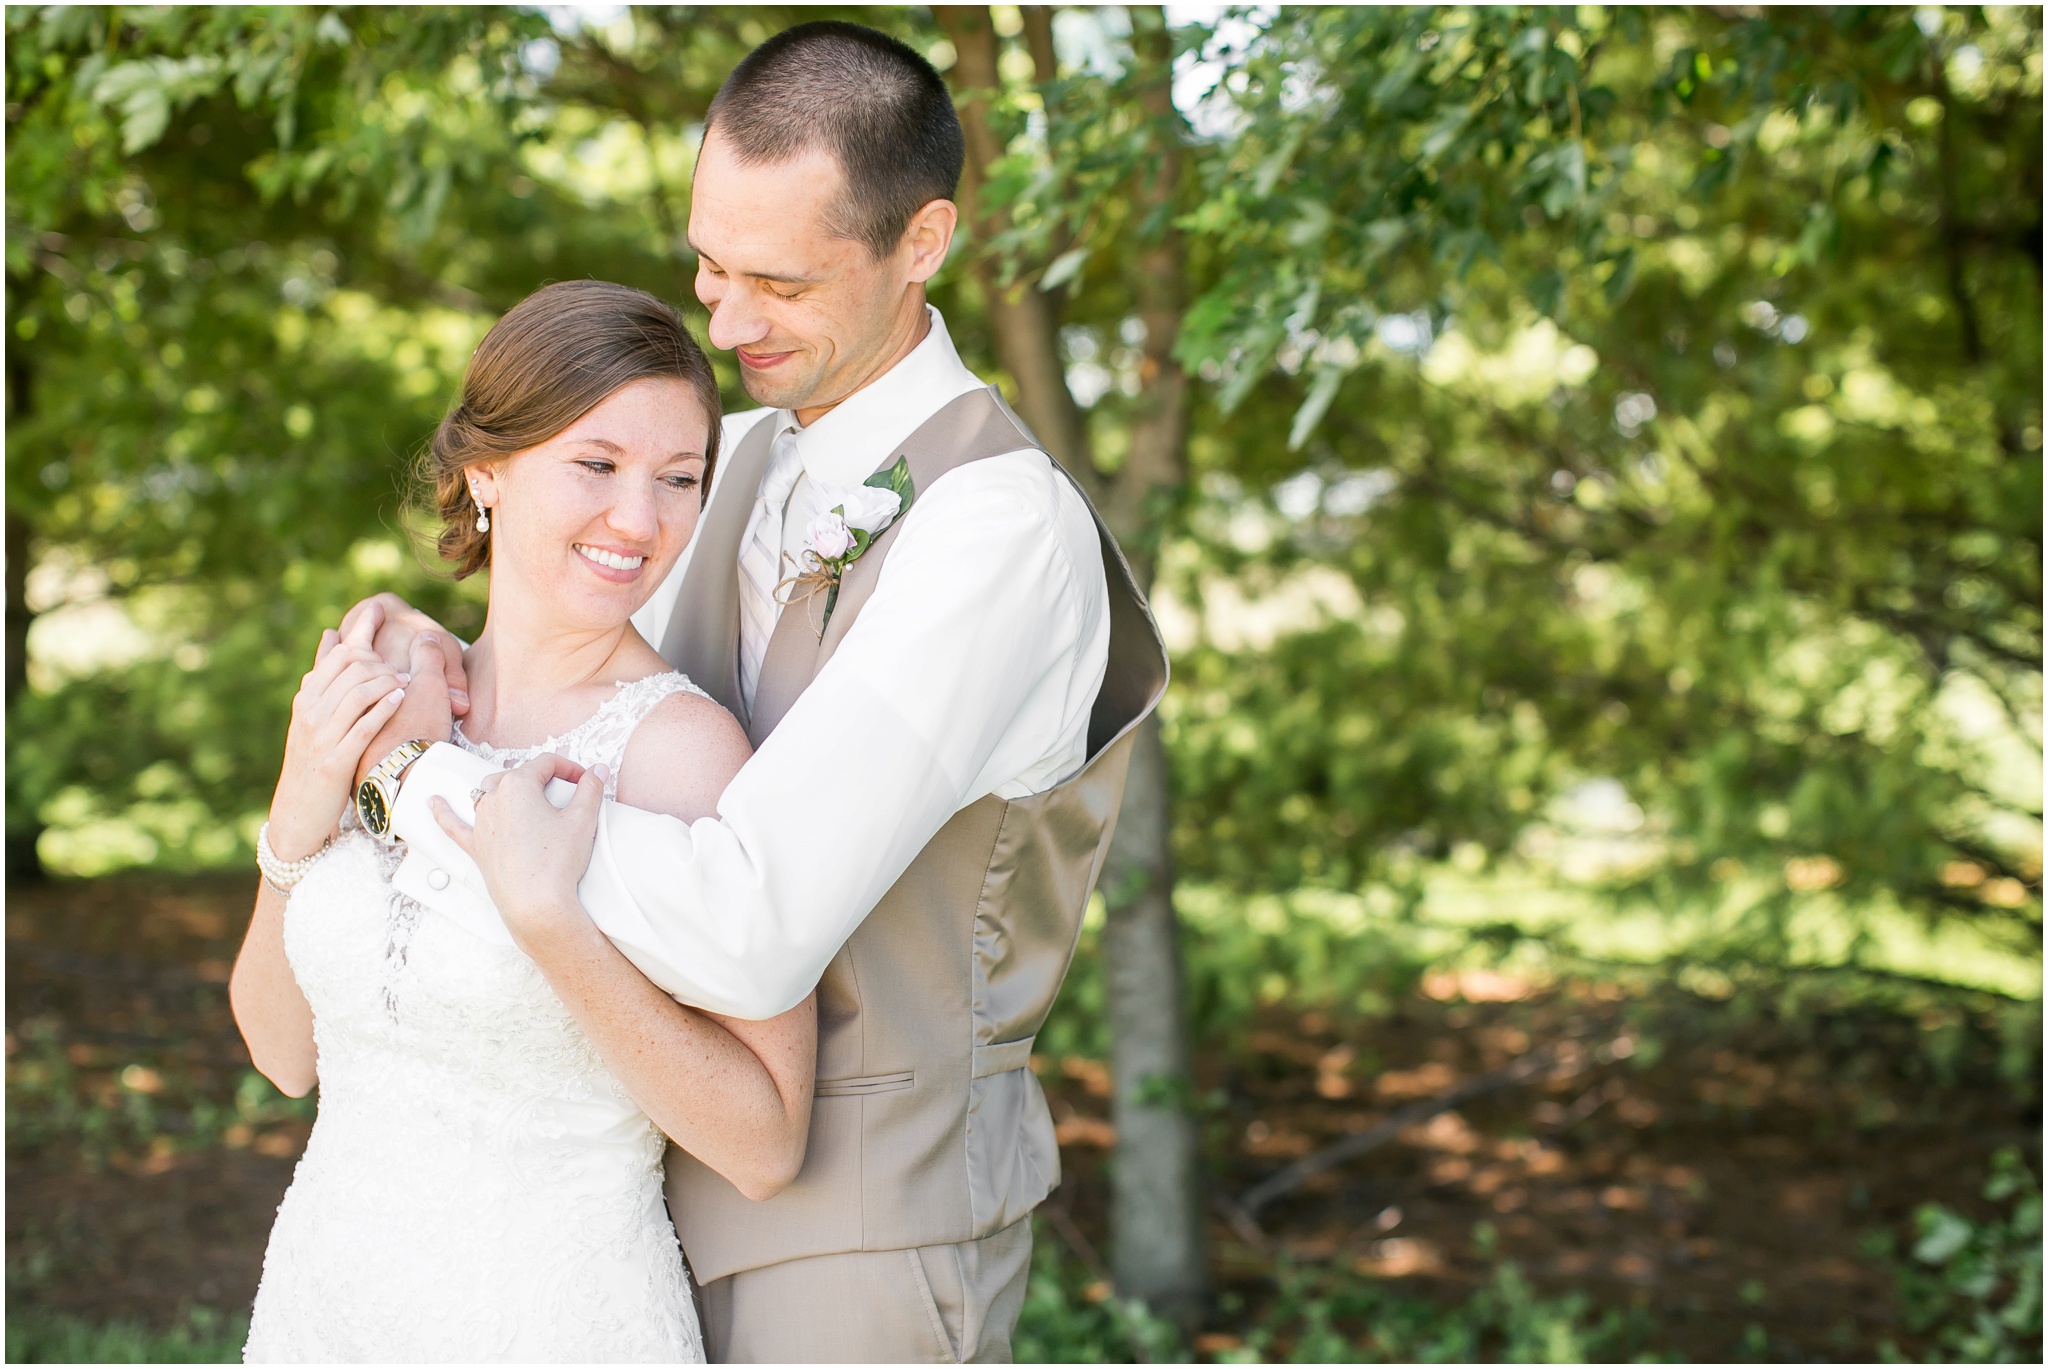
left=356, top=739, right=433, bottom=841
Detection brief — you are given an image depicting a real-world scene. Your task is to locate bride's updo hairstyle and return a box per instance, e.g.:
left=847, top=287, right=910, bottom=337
left=428, top=280, right=720, bottom=578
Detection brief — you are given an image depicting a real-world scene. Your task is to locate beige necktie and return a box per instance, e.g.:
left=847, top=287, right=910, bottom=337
left=737, top=429, right=806, bottom=712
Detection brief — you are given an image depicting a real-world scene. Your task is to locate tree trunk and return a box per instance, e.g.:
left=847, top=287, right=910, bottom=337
left=1100, top=714, right=1205, bottom=1328
left=1020, top=6, right=1058, bottom=86
left=934, top=6, right=1100, bottom=500
left=1103, top=6, right=1190, bottom=564
left=7, top=330, right=45, bottom=884
left=1094, top=6, right=1205, bottom=1329
left=941, top=2, right=1207, bottom=1330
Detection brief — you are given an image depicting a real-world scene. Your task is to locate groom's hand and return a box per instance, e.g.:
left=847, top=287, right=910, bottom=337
left=350, top=629, right=459, bottom=786
left=341, top=595, right=463, bottom=787
left=432, top=754, right=605, bottom=956
left=341, top=592, right=471, bottom=716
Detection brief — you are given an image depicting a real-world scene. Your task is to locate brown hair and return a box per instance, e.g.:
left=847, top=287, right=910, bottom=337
left=428, top=280, right=721, bottom=578
left=706, top=21, right=962, bottom=258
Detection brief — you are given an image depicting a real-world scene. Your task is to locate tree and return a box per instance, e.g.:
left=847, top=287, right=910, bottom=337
left=1166, top=5, right=2040, bottom=958
left=956, top=5, right=2037, bottom=1324
left=939, top=3, right=1209, bottom=1324
left=6, top=6, right=548, bottom=877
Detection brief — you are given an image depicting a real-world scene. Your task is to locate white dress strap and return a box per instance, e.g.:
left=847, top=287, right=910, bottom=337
left=578, top=673, right=710, bottom=796
left=451, top=671, right=713, bottom=799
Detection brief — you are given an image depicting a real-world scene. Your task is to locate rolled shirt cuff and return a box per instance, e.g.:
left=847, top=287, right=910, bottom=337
left=388, top=741, right=515, bottom=947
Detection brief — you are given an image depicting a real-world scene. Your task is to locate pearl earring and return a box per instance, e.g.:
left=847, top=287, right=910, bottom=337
left=471, top=485, right=490, bottom=534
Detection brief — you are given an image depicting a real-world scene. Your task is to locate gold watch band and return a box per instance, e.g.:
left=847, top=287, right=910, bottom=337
left=358, top=739, right=434, bottom=838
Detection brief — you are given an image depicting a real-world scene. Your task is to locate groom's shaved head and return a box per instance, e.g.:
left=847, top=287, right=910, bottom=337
left=706, top=21, right=963, bottom=259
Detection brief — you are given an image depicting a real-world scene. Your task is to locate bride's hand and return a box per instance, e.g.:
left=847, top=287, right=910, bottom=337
left=269, top=615, right=410, bottom=861
left=430, top=754, right=605, bottom=956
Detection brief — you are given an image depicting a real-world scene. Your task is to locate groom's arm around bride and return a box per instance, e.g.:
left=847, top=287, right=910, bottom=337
left=347, top=20, right=1166, bottom=1363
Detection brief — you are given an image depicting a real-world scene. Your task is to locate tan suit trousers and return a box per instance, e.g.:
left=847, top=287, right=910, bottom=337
left=698, top=1218, right=1032, bottom=1363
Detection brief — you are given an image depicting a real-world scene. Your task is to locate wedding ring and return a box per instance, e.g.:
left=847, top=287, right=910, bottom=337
left=468, top=786, right=489, bottom=806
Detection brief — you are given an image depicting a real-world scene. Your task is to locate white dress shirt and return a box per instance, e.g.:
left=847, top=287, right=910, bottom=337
left=387, top=307, right=1112, bottom=1018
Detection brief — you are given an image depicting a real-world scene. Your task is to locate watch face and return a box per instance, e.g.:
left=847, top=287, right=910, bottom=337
left=357, top=779, right=390, bottom=836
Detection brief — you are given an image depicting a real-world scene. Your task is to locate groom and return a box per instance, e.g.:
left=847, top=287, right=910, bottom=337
left=348, top=21, right=1164, bottom=1362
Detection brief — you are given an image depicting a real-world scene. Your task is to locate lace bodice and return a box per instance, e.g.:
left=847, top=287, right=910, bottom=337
left=244, top=673, right=709, bottom=1363
left=452, top=671, right=711, bottom=796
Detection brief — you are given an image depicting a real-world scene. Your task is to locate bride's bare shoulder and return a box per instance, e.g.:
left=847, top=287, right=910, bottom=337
left=612, top=685, right=752, bottom=824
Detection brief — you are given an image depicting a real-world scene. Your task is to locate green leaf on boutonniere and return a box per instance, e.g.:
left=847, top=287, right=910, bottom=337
left=864, top=455, right=915, bottom=514
left=813, top=458, right=914, bottom=638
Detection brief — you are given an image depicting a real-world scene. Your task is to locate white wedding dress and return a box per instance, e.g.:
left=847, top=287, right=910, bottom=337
left=244, top=673, right=710, bottom=1364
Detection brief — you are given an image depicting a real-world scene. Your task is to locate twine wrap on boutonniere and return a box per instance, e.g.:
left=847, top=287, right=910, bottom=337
left=775, top=456, right=916, bottom=637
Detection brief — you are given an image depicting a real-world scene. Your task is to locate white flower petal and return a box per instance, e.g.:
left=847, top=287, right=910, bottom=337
left=821, top=481, right=905, bottom=534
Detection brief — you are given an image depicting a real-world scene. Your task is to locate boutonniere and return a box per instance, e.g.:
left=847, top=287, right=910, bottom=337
left=776, top=456, right=916, bottom=636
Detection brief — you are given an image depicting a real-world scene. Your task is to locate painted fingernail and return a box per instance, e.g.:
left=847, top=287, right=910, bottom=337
left=389, top=688, right=405, bottom=701
left=396, top=672, right=411, bottom=685
left=593, top=763, right=611, bottom=782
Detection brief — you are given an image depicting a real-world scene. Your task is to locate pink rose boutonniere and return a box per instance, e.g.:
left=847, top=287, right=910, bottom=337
left=777, top=456, right=916, bottom=636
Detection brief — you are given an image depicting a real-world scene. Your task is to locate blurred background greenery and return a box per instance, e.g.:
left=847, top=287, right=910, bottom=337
left=5, top=4, right=2040, bottom=1362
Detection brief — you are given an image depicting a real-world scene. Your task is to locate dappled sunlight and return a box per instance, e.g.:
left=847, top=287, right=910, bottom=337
left=1419, top=318, right=1601, bottom=407
left=1149, top=566, right=1362, bottom=655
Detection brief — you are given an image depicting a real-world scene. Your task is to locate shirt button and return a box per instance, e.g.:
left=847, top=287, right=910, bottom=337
left=426, top=868, right=451, bottom=891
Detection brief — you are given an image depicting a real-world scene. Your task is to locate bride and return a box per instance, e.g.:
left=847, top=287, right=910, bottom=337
left=228, top=280, right=813, bottom=1362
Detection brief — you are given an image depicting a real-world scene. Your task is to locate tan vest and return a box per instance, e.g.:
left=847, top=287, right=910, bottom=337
left=657, top=388, right=1166, bottom=1282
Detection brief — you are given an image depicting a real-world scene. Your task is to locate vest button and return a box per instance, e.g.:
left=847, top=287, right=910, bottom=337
left=426, top=868, right=451, bottom=891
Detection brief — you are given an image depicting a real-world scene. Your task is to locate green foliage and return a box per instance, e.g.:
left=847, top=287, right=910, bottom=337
left=1249, top=1257, right=1658, bottom=1364
left=4, top=1306, right=246, bottom=1364
left=1158, top=6, right=2042, bottom=973
left=6, top=1016, right=313, bottom=1169
left=1040, top=886, right=1432, bottom=1063
left=1015, top=1228, right=1188, bottom=1363
left=1868, top=1146, right=2044, bottom=1363
left=1017, top=1227, right=1660, bottom=1363
left=1172, top=8, right=1641, bottom=424
left=2, top=5, right=828, bottom=868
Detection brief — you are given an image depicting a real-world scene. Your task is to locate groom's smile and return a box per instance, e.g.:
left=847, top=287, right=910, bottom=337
left=733, top=344, right=799, bottom=375
left=687, top=127, right=951, bottom=426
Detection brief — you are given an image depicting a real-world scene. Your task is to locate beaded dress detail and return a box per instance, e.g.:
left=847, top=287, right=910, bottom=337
left=244, top=673, right=711, bottom=1364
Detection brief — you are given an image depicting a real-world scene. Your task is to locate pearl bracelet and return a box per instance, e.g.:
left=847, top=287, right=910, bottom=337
left=257, top=821, right=331, bottom=894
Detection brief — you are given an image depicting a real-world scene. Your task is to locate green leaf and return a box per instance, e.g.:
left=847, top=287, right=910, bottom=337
left=1287, top=368, right=1346, bottom=451
left=1040, top=247, right=1089, bottom=293
left=1914, top=1207, right=1976, bottom=1266
left=863, top=455, right=915, bottom=511
left=92, top=55, right=224, bottom=154
left=1418, top=110, right=1469, bottom=162
left=1252, top=123, right=1308, bottom=196
left=1602, top=247, right=1637, bottom=304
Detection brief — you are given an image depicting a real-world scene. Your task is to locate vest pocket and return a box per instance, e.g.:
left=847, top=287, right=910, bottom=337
left=970, top=1037, right=1036, bottom=1080
left=815, top=1070, right=915, bottom=1098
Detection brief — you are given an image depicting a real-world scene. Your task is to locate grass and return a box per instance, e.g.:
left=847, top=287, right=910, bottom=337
left=1038, top=873, right=2041, bottom=1071
left=1014, top=1219, right=1664, bottom=1363
left=4, top=1306, right=248, bottom=1364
